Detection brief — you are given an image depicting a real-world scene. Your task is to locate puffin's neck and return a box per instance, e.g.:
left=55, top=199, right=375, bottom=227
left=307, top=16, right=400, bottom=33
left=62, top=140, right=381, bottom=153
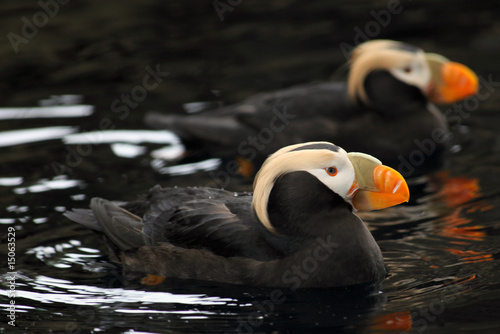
left=266, top=171, right=355, bottom=237
left=362, top=70, right=428, bottom=116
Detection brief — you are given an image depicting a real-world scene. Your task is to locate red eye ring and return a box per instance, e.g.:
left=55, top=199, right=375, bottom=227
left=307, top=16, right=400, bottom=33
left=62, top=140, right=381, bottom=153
left=325, top=166, right=338, bottom=176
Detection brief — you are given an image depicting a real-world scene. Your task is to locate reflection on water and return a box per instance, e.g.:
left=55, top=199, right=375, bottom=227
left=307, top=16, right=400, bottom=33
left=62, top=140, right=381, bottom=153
left=1, top=1, right=500, bottom=332
left=13, top=177, right=83, bottom=195
left=63, top=129, right=181, bottom=146
left=0, top=126, right=77, bottom=147
left=0, top=177, right=23, bottom=186
left=63, top=129, right=185, bottom=159
left=10, top=275, right=235, bottom=307
left=0, top=105, right=93, bottom=120
left=153, top=158, right=221, bottom=176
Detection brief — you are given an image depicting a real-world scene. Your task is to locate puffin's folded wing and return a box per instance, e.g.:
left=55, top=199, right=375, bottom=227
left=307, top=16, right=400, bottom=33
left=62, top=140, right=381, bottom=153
left=64, top=208, right=102, bottom=232
left=141, top=198, right=277, bottom=259
left=89, top=198, right=145, bottom=251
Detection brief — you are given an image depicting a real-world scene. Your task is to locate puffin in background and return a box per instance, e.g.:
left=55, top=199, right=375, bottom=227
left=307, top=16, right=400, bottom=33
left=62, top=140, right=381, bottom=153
left=65, top=142, right=409, bottom=288
left=145, top=40, right=478, bottom=178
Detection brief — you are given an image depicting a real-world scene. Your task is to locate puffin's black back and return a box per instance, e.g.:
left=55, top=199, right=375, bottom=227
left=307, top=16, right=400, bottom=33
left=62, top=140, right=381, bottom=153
left=130, top=186, right=292, bottom=260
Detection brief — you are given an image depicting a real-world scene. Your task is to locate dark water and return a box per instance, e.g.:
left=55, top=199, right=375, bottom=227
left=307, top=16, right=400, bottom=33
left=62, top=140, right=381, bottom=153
left=1, top=1, right=500, bottom=333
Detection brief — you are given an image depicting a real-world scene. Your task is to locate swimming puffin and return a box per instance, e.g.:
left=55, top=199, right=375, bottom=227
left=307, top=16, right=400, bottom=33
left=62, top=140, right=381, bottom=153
left=65, top=142, right=409, bottom=288
left=145, top=40, right=478, bottom=177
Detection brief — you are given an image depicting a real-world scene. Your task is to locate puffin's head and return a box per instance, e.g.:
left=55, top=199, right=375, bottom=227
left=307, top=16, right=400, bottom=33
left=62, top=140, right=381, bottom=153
left=348, top=39, right=478, bottom=106
left=251, top=141, right=410, bottom=234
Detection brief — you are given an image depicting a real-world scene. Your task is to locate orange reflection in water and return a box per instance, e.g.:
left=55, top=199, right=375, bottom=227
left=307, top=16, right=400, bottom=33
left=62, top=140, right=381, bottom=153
left=429, top=172, right=495, bottom=265
left=369, top=310, right=412, bottom=333
left=432, top=172, right=480, bottom=207
left=440, top=208, right=486, bottom=242
left=445, top=248, right=493, bottom=264
left=466, top=201, right=494, bottom=214
left=141, top=274, right=167, bottom=286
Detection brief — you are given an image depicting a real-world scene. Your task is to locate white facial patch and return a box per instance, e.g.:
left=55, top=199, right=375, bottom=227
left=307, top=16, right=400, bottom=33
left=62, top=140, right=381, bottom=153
left=388, top=51, right=431, bottom=92
left=306, top=148, right=356, bottom=199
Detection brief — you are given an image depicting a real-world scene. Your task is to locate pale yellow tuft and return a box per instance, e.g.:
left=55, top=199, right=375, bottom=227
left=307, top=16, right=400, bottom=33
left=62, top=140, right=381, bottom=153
left=251, top=142, right=338, bottom=234
left=347, top=40, right=424, bottom=106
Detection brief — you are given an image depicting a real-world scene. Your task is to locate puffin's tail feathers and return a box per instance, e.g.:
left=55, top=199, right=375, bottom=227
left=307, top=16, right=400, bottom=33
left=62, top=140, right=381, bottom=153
left=89, top=198, right=145, bottom=251
left=64, top=209, right=102, bottom=232
left=65, top=198, right=145, bottom=251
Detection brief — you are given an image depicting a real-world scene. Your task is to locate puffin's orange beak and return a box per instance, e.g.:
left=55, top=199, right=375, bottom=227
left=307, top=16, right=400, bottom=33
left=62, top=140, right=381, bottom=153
left=426, top=55, right=478, bottom=104
left=347, top=153, right=409, bottom=211
left=351, top=165, right=410, bottom=211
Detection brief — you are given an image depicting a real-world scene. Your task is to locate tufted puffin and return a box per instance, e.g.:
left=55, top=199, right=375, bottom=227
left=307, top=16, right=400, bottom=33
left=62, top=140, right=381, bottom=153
left=145, top=40, right=478, bottom=177
left=65, top=142, right=409, bottom=288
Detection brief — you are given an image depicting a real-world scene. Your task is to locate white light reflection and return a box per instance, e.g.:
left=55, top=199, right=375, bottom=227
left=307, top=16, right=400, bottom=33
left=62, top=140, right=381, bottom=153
left=27, top=245, right=57, bottom=261
left=150, top=145, right=185, bottom=160
left=63, top=129, right=186, bottom=161
left=63, top=130, right=181, bottom=145
left=70, top=194, right=86, bottom=201
left=183, top=101, right=221, bottom=114
left=111, top=143, right=147, bottom=158
left=39, top=95, right=84, bottom=106
left=0, top=105, right=94, bottom=120
left=7, top=205, right=28, bottom=213
left=8, top=275, right=235, bottom=307
left=0, top=177, right=23, bottom=186
left=0, top=303, right=35, bottom=313
left=77, top=247, right=100, bottom=254
left=155, top=158, right=221, bottom=176
left=33, top=217, right=48, bottom=224
left=14, top=178, right=83, bottom=194
left=0, top=126, right=78, bottom=147
left=27, top=240, right=101, bottom=271
left=116, top=309, right=218, bottom=316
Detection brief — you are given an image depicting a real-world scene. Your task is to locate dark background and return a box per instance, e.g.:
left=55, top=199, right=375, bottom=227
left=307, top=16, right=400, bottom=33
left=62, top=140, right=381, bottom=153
left=1, top=0, right=499, bottom=112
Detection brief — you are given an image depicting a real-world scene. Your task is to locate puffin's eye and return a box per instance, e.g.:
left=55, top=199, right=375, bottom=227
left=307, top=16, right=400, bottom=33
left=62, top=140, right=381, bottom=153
left=403, top=66, right=413, bottom=73
left=325, top=166, right=338, bottom=176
